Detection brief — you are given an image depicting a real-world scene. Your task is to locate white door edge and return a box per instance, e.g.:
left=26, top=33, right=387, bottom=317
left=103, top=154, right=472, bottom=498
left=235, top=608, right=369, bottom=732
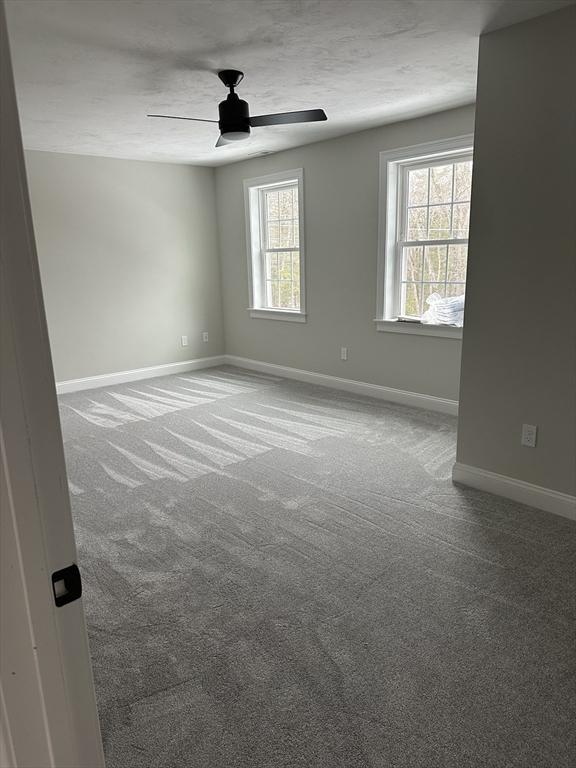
left=0, top=6, right=105, bottom=766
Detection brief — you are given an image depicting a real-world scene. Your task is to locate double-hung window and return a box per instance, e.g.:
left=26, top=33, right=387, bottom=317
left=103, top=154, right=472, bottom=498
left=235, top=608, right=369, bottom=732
left=244, top=169, right=306, bottom=322
left=376, top=136, right=473, bottom=337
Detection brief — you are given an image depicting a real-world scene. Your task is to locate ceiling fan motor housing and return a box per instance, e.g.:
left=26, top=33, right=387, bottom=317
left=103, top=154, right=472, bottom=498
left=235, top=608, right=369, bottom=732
left=218, top=93, right=251, bottom=139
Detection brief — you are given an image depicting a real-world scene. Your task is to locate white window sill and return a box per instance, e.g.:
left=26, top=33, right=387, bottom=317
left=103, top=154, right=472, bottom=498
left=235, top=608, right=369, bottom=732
left=374, top=319, right=462, bottom=339
left=249, top=308, right=307, bottom=323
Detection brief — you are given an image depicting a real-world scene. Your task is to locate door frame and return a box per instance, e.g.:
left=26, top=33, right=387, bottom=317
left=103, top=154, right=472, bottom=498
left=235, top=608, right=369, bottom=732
left=0, top=4, right=105, bottom=765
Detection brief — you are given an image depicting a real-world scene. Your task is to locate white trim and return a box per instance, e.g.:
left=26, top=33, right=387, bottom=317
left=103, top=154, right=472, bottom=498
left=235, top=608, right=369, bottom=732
left=379, top=135, right=475, bottom=167
left=225, top=355, right=458, bottom=415
left=375, top=319, right=462, bottom=339
left=57, top=353, right=457, bottom=412
left=243, top=168, right=304, bottom=190
left=376, top=134, right=474, bottom=323
left=56, top=356, right=226, bottom=394
left=248, top=308, right=307, bottom=323
left=452, top=462, right=576, bottom=521
left=243, top=168, right=306, bottom=316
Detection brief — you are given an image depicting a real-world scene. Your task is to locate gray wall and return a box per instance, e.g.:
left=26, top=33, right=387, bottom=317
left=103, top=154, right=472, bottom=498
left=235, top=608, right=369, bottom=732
left=456, top=7, right=576, bottom=495
left=215, top=106, right=475, bottom=401
left=25, top=151, right=223, bottom=382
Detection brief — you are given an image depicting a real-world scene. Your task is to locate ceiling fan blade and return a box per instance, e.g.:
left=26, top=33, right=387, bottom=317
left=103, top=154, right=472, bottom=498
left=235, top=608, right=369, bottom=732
left=249, top=109, right=327, bottom=127
left=147, top=114, right=218, bottom=123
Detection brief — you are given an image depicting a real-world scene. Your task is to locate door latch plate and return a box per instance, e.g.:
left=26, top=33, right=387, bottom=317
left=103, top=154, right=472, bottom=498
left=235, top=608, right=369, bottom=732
left=51, top=563, right=82, bottom=607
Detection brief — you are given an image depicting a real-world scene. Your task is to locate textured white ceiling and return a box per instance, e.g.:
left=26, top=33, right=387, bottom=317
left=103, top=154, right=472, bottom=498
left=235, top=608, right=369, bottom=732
left=6, top=0, right=573, bottom=166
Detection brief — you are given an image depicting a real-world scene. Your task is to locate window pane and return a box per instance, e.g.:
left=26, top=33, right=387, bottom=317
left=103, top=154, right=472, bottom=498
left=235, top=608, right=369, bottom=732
left=401, top=283, right=422, bottom=317
left=266, top=280, right=279, bottom=307
left=291, top=252, right=300, bottom=283
left=447, top=244, right=467, bottom=282
left=402, top=246, right=423, bottom=281
left=292, top=281, right=301, bottom=310
left=265, top=190, right=279, bottom=219
left=278, top=188, right=295, bottom=220
left=428, top=205, right=451, bottom=239
left=445, top=283, right=466, bottom=298
left=277, top=252, right=293, bottom=280
left=266, top=252, right=278, bottom=280
left=278, top=281, right=295, bottom=308
left=423, top=283, right=446, bottom=310
left=267, top=221, right=280, bottom=249
left=454, top=161, right=472, bottom=201
left=293, top=219, right=300, bottom=248
left=423, top=245, right=447, bottom=282
left=429, top=164, right=453, bottom=204
left=278, top=221, right=295, bottom=248
left=408, top=168, right=429, bottom=206
left=407, top=207, right=428, bottom=240
left=452, top=202, right=470, bottom=238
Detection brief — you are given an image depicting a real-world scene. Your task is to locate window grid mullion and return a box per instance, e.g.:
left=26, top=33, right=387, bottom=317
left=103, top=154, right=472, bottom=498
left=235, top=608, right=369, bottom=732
left=426, top=168, right=431, bottom=244
left=420, top=243, right=425, bottom=316
left=450, top=163, right=456, bottom=246
left=400, top=238, right=468, bottom=248
left=403, top=280, right=464, bottom=285
left=403, top=166, right=411, bottom=315
left=406, top=200, right=471, bottom=210
left=259, top=190, right=268, bottom=308
left=420, top=162, right=428, bottom=316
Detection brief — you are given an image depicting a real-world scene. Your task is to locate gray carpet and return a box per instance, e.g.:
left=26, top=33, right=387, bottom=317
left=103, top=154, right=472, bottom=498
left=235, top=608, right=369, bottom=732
left=58, top=366, right=576, bottom=768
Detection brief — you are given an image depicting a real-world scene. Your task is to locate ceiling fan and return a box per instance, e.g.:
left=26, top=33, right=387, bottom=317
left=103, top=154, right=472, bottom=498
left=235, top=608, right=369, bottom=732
left=147, top=69, right=327, bottom=147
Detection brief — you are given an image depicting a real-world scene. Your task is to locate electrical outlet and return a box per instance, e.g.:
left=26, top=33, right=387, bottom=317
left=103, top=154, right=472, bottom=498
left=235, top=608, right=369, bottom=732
left=181, top=335, right=189, bottom=347
left=340, top=347, right=348, bottom=361
left=202, top=332, right=209, bottom=343
left=521, top=423, right=537, bottom=448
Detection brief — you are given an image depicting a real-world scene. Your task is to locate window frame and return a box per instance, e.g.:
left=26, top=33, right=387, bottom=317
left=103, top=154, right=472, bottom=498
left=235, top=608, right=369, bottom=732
left=244, top=168, right=306, bottom=322
left=375, top=135, right=474, bottom=339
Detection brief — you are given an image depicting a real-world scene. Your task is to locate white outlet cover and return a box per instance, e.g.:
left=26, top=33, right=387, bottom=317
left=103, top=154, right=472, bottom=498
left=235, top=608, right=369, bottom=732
left=521, top=423, right=537, bottom=448
left=181, top=335, right=188, bottom=347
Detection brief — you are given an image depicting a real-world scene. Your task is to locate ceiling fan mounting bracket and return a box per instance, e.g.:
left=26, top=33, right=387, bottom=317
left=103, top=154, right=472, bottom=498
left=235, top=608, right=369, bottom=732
left=218, top=69, right=244, bottom=90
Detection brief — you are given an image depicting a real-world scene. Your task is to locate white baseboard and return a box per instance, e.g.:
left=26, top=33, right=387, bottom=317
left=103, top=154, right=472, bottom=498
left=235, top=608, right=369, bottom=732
left=56, top=353, right=458, bottom=415
left=56, top=356, right=226, bottom=394
left=225, top=355, right=458, bottom=415
left=452, top=462, right=576, bottom=521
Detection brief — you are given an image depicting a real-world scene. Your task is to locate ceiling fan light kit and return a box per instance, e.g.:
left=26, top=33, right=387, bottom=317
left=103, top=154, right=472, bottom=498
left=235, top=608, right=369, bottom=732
left=148, top=69, right=327, bottom=148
